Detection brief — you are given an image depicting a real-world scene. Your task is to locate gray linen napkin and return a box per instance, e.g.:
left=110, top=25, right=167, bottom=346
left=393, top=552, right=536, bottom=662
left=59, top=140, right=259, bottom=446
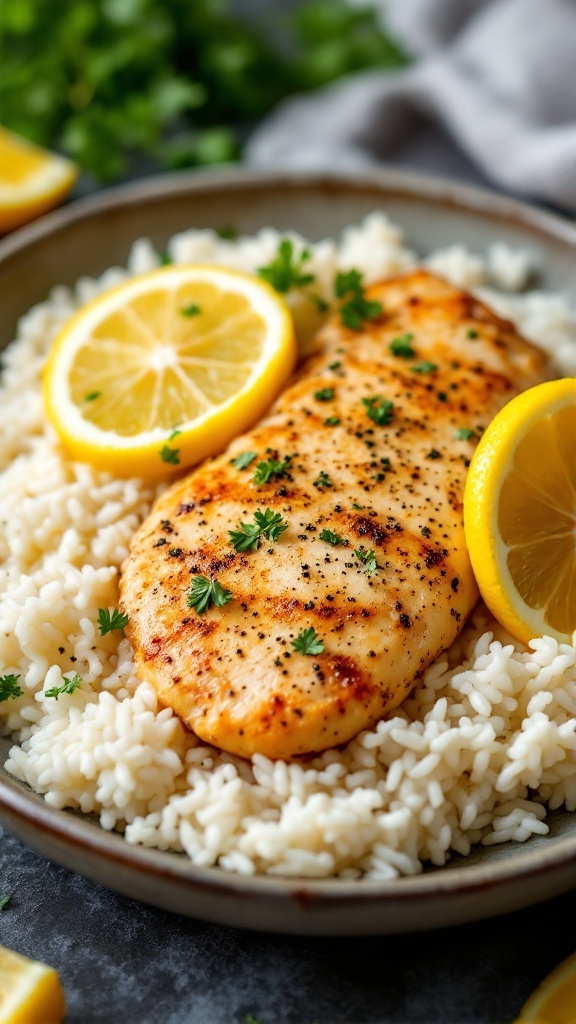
left=247, top=0, right=576, bottom=210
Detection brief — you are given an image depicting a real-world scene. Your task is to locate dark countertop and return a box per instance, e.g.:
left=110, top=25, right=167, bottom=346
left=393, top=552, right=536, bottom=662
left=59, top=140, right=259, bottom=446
left=1, top=825, right=575, bottom=1024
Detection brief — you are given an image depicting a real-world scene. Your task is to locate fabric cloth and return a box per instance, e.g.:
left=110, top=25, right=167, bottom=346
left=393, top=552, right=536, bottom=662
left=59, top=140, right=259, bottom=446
left=247, top=0, right=576, bottom=210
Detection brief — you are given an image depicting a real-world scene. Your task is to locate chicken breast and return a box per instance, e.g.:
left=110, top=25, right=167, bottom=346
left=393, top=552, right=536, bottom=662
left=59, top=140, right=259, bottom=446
left=121, top=270, right=550, bottom=759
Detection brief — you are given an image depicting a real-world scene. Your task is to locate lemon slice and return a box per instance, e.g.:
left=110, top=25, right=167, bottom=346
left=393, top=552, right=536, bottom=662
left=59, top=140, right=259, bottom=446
left=515, top=952, right=576, bottom=1023
left=464, top=377, right=576, bottom=644
left=43, top=264, right=296, bottom=478
left=0, top=126, right=77, bottom=233
left=0, top=944, right=66, bottom=1024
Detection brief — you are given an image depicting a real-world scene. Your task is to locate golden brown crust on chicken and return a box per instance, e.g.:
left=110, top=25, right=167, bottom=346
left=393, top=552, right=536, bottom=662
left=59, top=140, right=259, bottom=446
left=121, top=271, right=551, bottom=759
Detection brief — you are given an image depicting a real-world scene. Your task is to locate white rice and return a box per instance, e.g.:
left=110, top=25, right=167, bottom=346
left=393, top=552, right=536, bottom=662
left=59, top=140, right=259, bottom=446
left=2, top=212, right=576, bottom=879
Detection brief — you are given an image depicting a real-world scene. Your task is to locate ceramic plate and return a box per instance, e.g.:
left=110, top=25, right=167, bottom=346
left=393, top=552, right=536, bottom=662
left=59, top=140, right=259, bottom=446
left=0, top=168, right=575, bottom=935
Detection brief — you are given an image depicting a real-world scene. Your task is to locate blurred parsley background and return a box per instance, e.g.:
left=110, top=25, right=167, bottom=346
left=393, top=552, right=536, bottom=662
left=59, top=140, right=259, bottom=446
left=0, top=0, right=406, bottom=183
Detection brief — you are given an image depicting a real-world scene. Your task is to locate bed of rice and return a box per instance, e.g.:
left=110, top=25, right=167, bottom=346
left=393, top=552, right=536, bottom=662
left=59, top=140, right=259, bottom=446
left=1, top=213, right=576, bottom=880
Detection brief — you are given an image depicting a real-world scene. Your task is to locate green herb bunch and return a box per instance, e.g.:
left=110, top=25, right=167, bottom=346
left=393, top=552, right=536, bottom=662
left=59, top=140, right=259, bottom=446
left=0, top=0, right=406, bottom=181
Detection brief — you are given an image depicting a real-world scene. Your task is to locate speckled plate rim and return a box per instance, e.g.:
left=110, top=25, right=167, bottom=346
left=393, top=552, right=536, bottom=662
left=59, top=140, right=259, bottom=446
left=0, top=166, right=575, bottom=935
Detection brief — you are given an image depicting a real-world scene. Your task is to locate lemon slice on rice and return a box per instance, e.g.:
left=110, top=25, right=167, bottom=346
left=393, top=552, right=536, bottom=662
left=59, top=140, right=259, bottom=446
left=464, top=377, right=576, bottom=645
left=0, top=126, right=77, bottom=234
left=43, top=264, right=296, bottom=478
left=0, top=943, right=66, bottom=1023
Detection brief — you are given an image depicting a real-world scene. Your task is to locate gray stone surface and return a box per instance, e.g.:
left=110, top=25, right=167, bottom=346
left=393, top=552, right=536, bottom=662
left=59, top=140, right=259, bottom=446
left=0, top=824, right=574, bottom=1023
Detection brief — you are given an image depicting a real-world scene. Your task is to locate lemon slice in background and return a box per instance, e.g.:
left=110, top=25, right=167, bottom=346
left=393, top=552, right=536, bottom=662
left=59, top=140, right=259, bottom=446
left=0, top=126, right=77, bottom=234
left=0, top=943, right=66, bottom=1024
left=43, top=264, right=296, bottom=478
left=464, top=377, right=576, bottom=645
left=515, top=952, right=576, bottom=1023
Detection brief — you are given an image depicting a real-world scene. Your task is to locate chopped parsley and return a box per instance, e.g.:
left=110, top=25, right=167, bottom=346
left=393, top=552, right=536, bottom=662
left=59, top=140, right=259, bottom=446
left=0, top=895, right=11, bottom=912
left=437, top=391, right=448, bottom=403
left=84, top=391, right=101, bottom=402
left=362, top=395, right=394, bottom=426
left=160, top=444, right=180, bottom=465
left=187, top=576, right=233, bottom=614
left=467, top=328, right=479, bottom=339
left=243, top=1015, right=264, bottom=1024
left=97, top=608, right=129, bottom=636
left=314, top=387, right=334, bottom=402
left=380, top=457, right=391, bottom=472
left=291, top=626, right=324, bottom=656
left=253, top=457, right=291, bottom=486
left=231, top=451, right=257, bottom=471
left=313, top=470, right=333, bottom=489
left=45, top=673, right=82, bottom=700
left=169, top=428, right=181, bottom=440
left=258, top=239, right=315, bottom=293
left=352, top=502, right=365, bottom=510
left=335, top=269, right=383, bottom=330
left=229, top=508, right=288, bottom=552
left=180, top=303, right=201, bottom=317
left=411, top=361, right=438, bottom=374
left=320, top=528, right=347, bottom=546
left=389, top=333, right=415, bottom=358
left=311, top=294, right=330, bottom=313
left=329, top=361, right=342, bottom=371
left=159, top=250, right=173, bottom=266
left=427, top=449, right=442, bottom=460
left=455, top=427, right=476, bottom=441
left=354, top=548, right=378, bottom=576
left=324, top=416, right=340, bottom=427
left=0, top=674, right=23, bottom=702
left=217, top=226, right=237, bottom=240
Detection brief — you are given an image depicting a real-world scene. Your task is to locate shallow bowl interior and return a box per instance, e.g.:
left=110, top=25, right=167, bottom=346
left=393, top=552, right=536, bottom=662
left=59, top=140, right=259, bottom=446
left=0, top=167, right=575, bottom=935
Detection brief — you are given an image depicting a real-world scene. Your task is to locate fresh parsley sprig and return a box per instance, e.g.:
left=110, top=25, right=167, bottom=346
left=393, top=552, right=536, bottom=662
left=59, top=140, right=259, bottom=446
left=291, top=627, right=324, bottom=656
left=335, top=269, right=383, bottom=330
left=253, top=457, right=291, bottom=486
left=362, top=396, right=394, bottom=426
left=187, top=576, right=233, bottom=614
left=229, top=509, right=288, bottom=552
left=354, top=548, right=379, bottom=576
left=320, top=528, right=347, bottom=546
left=0, top=674, right=24, bottom=702
left=313, top=470, right=333, bottom=489
left=98, top=608, right=129, bottom=636
left=231, top=451, right=257, bottom=471
left=258, top=240, right=315, bottom=293
left=45, top=673, right=82, bottom=700
left=389, top=333, right=415, bottom=358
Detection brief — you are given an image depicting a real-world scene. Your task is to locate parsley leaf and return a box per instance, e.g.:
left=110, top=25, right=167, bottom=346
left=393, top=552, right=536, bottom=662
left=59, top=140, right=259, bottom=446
left=217, top=226, right=237, bottom=240
left=0, top=894, right=11, bottom=911
left=45, top=673, right=82, bottom=700
left=84, top=391, right=101, bottom=402
left=411, top=361, right=438, bottom=374
left=467, top=328, right=479, bottom=339
left=229, top=508, right=288, bottom=551
left=253, top=457, right=291, bottom=486
left=362, top=396, right=394, bottom=426
left=258, top=240, right=315, bottom=293
left=324, top=416, right=340, bottom=427
left=160, top=444, right=180, bottom=465
left=313, top=470, right=333, bottom=489
left=389, top=333, right=415, bottom=358
left=98, top=608, right=129, bottom=636
left=455, top=428, right=475, bottom=441
left=231, top=451, right=257, bottom=471
left=334, top=269, right=382, bottom=331
left=0, top=674, right=23, bottom=702
left=187, top=576, right=233, bottom=614
left=329, top=361, right=342, bottom=371
left=314, top=387, right=334, bottom=402
left=292, top=627, right=324, bottom=656
left=180, top=303, right=201, bottom=317
left=354, top=548, right=379, bottom=576
left=320, top=528, right=347, bottom=546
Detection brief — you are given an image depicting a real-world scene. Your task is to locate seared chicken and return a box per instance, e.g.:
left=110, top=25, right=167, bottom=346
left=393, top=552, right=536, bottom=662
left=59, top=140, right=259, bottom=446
left=121, top=271, right=550, bottom=759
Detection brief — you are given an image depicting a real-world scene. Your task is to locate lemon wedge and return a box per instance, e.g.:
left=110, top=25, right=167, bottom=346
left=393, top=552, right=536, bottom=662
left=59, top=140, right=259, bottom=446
left=515, top=951, right=576, bottom=1023
left=0, top=944, right=66, bottom=1024
left=43, top=264, right=296, bottom=478
left=464, top=377, right=576, bottom=644
left=0, top=126, right=77, bottom=233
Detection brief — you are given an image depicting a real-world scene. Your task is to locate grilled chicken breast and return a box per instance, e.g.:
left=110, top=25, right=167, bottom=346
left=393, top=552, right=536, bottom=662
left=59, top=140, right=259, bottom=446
left=121, top=271, right=550, bottom=759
